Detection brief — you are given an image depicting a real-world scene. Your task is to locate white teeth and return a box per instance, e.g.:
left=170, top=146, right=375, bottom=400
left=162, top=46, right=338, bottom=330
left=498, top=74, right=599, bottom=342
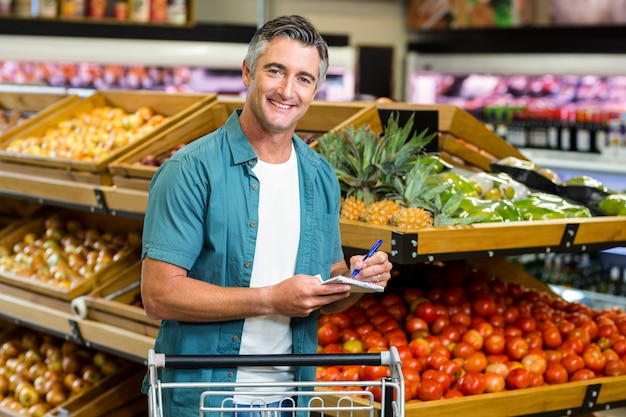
left=270, top=100, right=291, bottom=109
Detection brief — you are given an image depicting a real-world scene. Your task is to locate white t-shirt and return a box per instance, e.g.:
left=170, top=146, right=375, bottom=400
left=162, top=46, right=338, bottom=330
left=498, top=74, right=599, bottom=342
left=234, top=143, right=300, bottom=404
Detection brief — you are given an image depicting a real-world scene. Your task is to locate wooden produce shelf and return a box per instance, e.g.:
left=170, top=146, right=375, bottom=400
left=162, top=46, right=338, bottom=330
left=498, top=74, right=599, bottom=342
left=403, top=376, right=626, bottom=417
left=341, top=216, right=626, bottom=265
left=0, top=289, right=153, bottom=363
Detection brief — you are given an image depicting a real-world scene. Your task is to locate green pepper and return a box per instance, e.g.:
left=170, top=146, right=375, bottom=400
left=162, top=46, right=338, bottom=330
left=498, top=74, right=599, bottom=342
left=427, top=171, right=479, bottom=204
left=456, top=197, right=522, bottom=223
left=598, top=194, right=626, bottom=216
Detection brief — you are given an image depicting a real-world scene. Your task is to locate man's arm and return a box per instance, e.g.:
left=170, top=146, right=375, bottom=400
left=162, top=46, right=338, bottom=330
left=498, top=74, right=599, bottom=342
left=141, top=255, right=353, bottom=322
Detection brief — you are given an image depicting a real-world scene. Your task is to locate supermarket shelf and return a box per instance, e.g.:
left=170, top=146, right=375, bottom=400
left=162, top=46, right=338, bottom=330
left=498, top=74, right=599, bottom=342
left=341, top=216, right=626, bottom=265
left=1, top=166, right=626, bottom=263
left=404, top=375, right=626, bottom=417
left=0, top=287, right=153, bottom=364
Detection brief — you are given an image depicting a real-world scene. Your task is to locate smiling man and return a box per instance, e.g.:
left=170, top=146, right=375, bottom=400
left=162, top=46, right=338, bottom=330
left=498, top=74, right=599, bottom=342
left=140, top=15, right=393, bottom=416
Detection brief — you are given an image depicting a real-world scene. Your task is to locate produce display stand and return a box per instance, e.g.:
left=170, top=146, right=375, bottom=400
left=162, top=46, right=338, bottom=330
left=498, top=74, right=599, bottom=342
left=0, top=91, right=80, bottom=140
left=0, top=97, right=626, bottom=417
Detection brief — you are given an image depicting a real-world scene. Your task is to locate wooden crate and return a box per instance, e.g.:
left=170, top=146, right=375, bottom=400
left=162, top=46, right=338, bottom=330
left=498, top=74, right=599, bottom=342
left=0, top=325, right=144, bottom=417
left=374, top=102, right=529, bottom=172
left=0, top=91, right=216, bottom=185
left=72, top=260, right=161, bottom=338
left=0, top=208, right=142, bottom=301
left=0, top=92, right=80, bottom=139
left=108, top=98, right=380, bottom=192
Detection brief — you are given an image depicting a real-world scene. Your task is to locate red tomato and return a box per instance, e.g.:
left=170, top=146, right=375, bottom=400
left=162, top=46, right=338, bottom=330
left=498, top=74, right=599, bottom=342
left=405, top=317, right=429, bottom=335
left=402, top=288, right=424, bottom=306
left=506, top=367, right=530, bottom=390
left=426, top=353, right=450, bottom=370
left=355, top=323, right=376, bottom=338
left=450, top=312, right=472, bottom=328
left=451, top=341, right=474, bottom=359
left=440, top=325, right=462, bottom=344
left=320, top=366, right=341, bottom=381
left=569, top=327, right=591, bottom=346
left=525, top=331, right=544, bottom=351
left=583, top=346, right=608, bottom=374
left=430, top=316, right=450, bottom=335
left=545, top=349, right=563, bottom=364
left=484, top=333, right=506, bottom=355
left=489, top=314, right=506, bottom=328
left=484, top=372, right=506, bottom=393
left=472, top=295, right=497, bottom=317
left=569, top=368, right=596, bottom=381
left=340, top=366, right=362, bottom=381
left=384, top=328, right=407, bottom=341
left=559, top=338, right=585, bottom=356
left=402, top=357, right=423, bottom=374
left=561, top=354, right=585, bottom=375
left=457, top=372, right=486, bottom=396
left=327, top=312, right=352, bottom=330
left=489, top=277, right=508, bottom=296
left=544, top=362, right=568, bottom=384
left=442, top=286, right=466, bottom=306
left=558, top=321, right=576, bottom=339
left=363, top=334, right=388, bottom=350
left=528, top=371, right=545, bottom=387
left=505, top=336, right=529, bottom=361
left=376, top=319, right=400, bottom=335
left=386, top=303, right=408, bottom=322
left=444, top=389, right=464, bottom=398
left=360, top=364, right=390, bottom=380
left=414, top=301, right=437, bottom=324
left=439, top=359, right=464, bottom=385
left=381, top=293, right=404, bottom=308
left=416, top=379, right=444, bottom=401
left=472, top=321, right=495, bottom=338
left=366, top=385, right=382, bottom=402
left=604, top=359, right=626, bottom=376
left=612, top=339, right=626, bottom=356
left=516, top=316, right=537, bottom=334
left=421, top=369, right=451, bottom=393
left=542, top=326, right=563, bottom=349
left=318, top=322, right=341, bottom=346
left=408, top=338, right=432, bottom=358
left=485, top=362, right=509, bottom=378
left=461, top=329, right=484, bottom=351
left=521, top=352, right=547, bottom=375
left=340, top=328, right=359, bottom=343
left=463, top=351, right=488, bottom=373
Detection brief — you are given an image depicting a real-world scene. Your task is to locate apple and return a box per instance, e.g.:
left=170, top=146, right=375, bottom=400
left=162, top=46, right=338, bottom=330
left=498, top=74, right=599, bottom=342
left=81, top=364, right=103, bottom=384
left=100, top=357, right=119, bottom=376
left=62, top=353, right=85, bottom=375
left=45, top=388, right=67, bottom=407
left=28, top=403, right=51, bottom=417
left=70, top=377, right=90, bottom=394
left=17, top=383, right=40, bottom=407
left=0, top=374, right=8, bottom=395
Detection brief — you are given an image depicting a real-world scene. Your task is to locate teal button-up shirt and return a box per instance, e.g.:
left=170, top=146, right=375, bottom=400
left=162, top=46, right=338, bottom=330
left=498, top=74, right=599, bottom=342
left=141, top=110, right=344, bottom=415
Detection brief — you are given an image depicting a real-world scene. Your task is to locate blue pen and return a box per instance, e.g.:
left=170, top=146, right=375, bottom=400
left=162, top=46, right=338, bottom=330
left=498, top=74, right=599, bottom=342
left=351, top=239, right=383, bottom=278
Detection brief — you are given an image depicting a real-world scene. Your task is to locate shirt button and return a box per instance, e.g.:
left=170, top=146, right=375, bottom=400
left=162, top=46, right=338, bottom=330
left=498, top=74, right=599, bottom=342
left=248, top=160, right=255, bottom=165
left=144, top=244, right=150, bottom=249
left=228, top=371, right=234, bottom=378
left=252, top=184, right=258, bottom=190
left=244, top=261, right=251, bottom=268
left=232, top=335, right=239, bottom=342
left=250, top=221, right=256, bottom=228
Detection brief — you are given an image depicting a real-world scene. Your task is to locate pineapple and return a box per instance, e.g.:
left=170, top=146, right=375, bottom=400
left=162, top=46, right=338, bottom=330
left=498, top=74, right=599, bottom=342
left=317, top=112, right=439, bottom=225
left=392, top=206, right=434, bottom=229
left=341, top=195, right=366, bottom=221
left=360, top=199, right=402, bottom=225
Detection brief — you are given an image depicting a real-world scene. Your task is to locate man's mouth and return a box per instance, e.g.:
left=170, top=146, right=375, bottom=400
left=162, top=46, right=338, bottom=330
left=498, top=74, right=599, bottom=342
left=270, top=99, right=292, bottom=110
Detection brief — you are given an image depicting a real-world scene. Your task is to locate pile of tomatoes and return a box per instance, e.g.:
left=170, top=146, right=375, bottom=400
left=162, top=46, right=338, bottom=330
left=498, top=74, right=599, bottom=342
left=316, top=262, right=626, bottom=402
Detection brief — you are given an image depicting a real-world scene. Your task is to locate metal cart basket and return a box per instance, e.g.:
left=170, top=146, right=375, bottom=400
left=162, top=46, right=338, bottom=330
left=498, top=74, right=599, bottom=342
left=147, top=346, right=405, bottom=417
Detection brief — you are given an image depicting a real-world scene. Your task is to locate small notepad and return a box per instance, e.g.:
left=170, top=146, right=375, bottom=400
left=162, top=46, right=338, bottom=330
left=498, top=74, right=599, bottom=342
left=320, top=275, right=384, bottom=293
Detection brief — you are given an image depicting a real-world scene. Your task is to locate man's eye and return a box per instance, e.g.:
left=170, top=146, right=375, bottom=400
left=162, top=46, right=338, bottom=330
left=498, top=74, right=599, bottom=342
left=299, top=77, right=312, bottom=84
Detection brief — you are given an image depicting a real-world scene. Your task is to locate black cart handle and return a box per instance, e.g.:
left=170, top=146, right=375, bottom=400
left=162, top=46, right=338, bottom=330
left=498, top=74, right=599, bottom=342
left=149, top=349, right=397, bottom=369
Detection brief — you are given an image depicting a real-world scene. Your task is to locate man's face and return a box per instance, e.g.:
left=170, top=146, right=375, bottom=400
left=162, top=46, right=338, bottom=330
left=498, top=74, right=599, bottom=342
left=242, top=36, right=320, bottom=135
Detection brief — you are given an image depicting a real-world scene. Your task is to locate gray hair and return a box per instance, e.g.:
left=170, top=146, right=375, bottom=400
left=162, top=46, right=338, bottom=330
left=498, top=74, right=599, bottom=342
left=244, top=15, right=329, bottom=90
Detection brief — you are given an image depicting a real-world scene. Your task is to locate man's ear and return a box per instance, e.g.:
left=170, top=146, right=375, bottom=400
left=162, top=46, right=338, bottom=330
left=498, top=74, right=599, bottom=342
left=242, top=60, right=251, bottom=87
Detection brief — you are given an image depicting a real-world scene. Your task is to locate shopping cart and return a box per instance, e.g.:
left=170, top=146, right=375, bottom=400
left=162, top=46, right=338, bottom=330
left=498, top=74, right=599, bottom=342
left=147, top=346, right=405, bottom=417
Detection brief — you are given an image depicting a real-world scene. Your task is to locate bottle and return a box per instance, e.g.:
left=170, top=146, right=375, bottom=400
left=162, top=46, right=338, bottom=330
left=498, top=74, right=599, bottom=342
left=130, top=0, right=148, bottom=21
left=560, top=109, right=574, bottom=151
left=593, top=110, right=607, bottom=154
left=607, top=112, right=623, bottom=160
left=607, top=266, right=622, bottom=296
left=575, top=109, right=591, bottom=153
left=38, top=0, right=58, bottom=17
left=546, top=109, right=561, bottom=150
